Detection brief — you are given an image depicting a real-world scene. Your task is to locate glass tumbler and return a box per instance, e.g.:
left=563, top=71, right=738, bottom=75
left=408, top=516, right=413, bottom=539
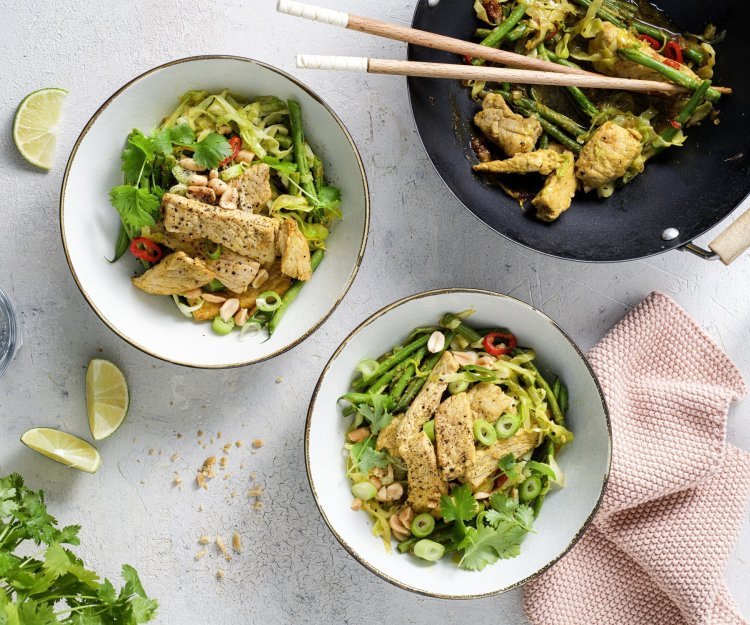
left=0, top=287, right=21, bottom=377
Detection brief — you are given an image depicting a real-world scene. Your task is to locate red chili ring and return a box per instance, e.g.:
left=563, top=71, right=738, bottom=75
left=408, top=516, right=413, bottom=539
left=219, top=135, right=242, bottom=167
left=482, top=331, right=518, bottom=357
left=130, top=237, right=163, bottom=263
left=638, top=34, right=661, bottom=51
left=664, top=41, right=684, bottom=65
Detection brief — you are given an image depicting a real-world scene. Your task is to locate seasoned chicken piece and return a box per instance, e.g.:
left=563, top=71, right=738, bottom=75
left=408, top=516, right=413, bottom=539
left=162, top=194, right=279, bottom=264
left=402, top=432, right=448, bottom=512
left=575, top=122, right=642, bottom=192
left=160, top=231, right=260, bottom=293
left=467, top=383, right=514, bottom=424
left=277, top=219, right=312, bottom=281
left=132, top=251, right=214, bottom=296
left=434, top=393, right=476, bottom=482
left=396, top=352, right=459, bottom=455
left=589, top=22, right=700, bottom=83
left=473, top=149, right=565, bottom=176
left=376, top=416, right=402, bottom=459
left=532, top=149, right=577, bottom=222
left=191, top=261, right=292, bottom=321
left=231, top=164, right=273, bottom=213
left=474, top=93, right=543, bottom=157
left=463, top=430, right=538, bottom=488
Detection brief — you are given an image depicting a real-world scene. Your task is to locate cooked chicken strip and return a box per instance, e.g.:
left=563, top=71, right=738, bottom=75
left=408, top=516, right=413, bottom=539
left=376, top=416, right=402, bottom=459
left=474, top=93, right=543, bottom=157
left=589, top=22, right=700, bottom=83
left=396, top=351, right=459, bottom=456
left=463, top=430, right=538, bottom=489
left=473, top=149, right=565, bottom=176
left=162, top=193, right=279, bottom=264
left=232, top=164, right=273, bottom=213
left=434, top=393, right=476, bottom=482
left=160, top=231, right=260, bottom=294
left=532, top=149, right=577, bottom=222
left=575, top=122, right=642, bottom=192
left=277, top=219, right=312, bottom=281
left=191, top=261, right=292, bottom=321
left=402, top=431, right=448, bottom=513
left=131, top=251, right=214, bottom=296
left=467, top=383, right=514, bottom=424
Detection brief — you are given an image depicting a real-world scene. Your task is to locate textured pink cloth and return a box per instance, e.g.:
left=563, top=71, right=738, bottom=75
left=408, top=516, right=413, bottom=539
left=524, top=292, right=750, bottom=625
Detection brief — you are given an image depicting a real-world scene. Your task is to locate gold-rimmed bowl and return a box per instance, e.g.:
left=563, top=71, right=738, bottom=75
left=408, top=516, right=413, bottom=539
left=60, top=56, right=369, bottom=368
left=306, top=288, right=611, bottom=598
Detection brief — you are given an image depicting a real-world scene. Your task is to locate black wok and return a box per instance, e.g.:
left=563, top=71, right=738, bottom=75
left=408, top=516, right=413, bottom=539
left=407, top=0, right=750, bottom=262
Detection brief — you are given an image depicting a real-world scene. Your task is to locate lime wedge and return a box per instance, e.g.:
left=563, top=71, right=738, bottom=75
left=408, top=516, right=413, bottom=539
left=13, top=87, right=67, bottom=170
left=86, top=359, right=129, bottom=441
left=21, top=428, right=101, bottom=473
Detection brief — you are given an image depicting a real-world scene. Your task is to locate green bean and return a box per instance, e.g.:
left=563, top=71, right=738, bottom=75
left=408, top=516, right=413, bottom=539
left=268, top=250, right=325, bottom=334
left=618, top=49, right=720, bottom=101
left=569, top=0, right=626, bottom=28
left=654, top=79, right=711, bottom=154
left=506, top=23, right=531, bottom=43
left=558, top=383, right=569, bottom=415
left=389, top=363, right=415, bottom=404
left=394, top=332, right=455, bottom=411
left=352, top=335, right=430, bottom=391
left=339, top=392, right=374, bottom=406
left=538, top=133, right=550, bottom=149
left=440, top=314, right=482, bottom=343
left=288, top=99, right=318, bottom=199
left=527, top=87, right=587, bottom=135
left=539, top=46, right=600, bottom=119
left=514, top=102, right=582, bottom=153
left=471, top=4, right=527, bottom=66
left=109, top=224, right=130, bottom=263
left=368, top=348, right=427, bottom=394
left=526, top=363, right=565, bottom=426
left=532, top=480, right=548, bottom=516
left=475, top=28, right=493, bottom=39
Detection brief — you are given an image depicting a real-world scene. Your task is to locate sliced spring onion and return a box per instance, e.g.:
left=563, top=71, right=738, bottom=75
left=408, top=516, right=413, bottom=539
left=256, top=290, right=282, bottom=312
left=211, top=316, right=235, bottom=336
left=351, top=481, right=377, bottom=501
left=448, top=379, right=470, bottom=395
left=204, top=240, right=222, bottom=260
left=519, top=476, right=543, bottom=503
left=239, top=321, right=263, bottom=342
left=171, top=295, right=204, bottom=318
left=357, top=359, right=380, bottom=380
left=495, top=413, right=522, bottom=439
left=171, top=165, right=192, bottom=184
left=411, top=513, right=436, bottom=538
left=219, top=163, right=246, bottom=181
left=422, top=420, right=435, bottom=442
left=473, top=419, right=497, bottom=446
left=413, top=539, right=445, bottom=562
left=168, top=183, right=188, bottom=196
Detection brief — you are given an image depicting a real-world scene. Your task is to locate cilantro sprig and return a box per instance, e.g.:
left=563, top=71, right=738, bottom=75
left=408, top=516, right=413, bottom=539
left=347, top=394, right=394, bottom=474
left=0, top=474, right=157, bottom=624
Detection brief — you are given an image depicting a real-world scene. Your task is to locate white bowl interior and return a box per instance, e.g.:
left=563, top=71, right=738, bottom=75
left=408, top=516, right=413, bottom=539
left=62, top=57, right=367, bottom=367
left=307, top=290, right=610, bottom=597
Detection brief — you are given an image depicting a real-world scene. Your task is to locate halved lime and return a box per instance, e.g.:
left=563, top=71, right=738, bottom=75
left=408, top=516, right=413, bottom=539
left=21, top=428, right=101, bottom=473
left=86, top=359, right=129, bottom=440
left=13, top=87, right=67, bottom=170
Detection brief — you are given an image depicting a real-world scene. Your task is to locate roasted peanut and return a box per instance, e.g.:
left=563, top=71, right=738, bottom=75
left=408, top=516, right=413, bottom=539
left=219, top=298, right=240, bottom=322
left=219, top=187, right=238, bottom=210
left=208, top=177, right=229, bottom=195
left=187, top=186, right=216, bottom=204
left=179, top=157, right=206, bottom=172
left=251, top=269, right=269, bottom=289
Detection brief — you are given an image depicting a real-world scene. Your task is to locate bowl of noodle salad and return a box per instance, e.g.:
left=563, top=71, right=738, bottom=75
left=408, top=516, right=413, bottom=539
left=306, top=289, right=610, bottom=597
left=61, top=57, right=368, bottom=367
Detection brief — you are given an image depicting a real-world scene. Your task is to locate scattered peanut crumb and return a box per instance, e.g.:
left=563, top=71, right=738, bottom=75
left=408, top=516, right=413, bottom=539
left=222, top=443, right=232, bottom=454
left=176, top=433, right=183, bottom=439
left=148, top=449, right=155, bottom=456
left=197, top=440, right=203, bottom=446
left=253, top=500, right=263, bottom=510
left=275, top=376, right=284, bottom=384
left=230, top=491, right=237, bottom=498
left=216, top=569, right=225, bottom=580
left=235, top=441, right=242, bottom=448
left=195, top=549, right=207, bottom=561
left=248, top=485, right=263, bottom=497
left=158, top=450, right=164, bottom=456
left=170, top=453, right=179, bottom=462
left=231, top=532, right=243, bottom=553
left=351, top=498, right=363, bottom=511
left=252, top=439, right=264, bottom=448
left=239, top=463, right=245, bottom=470
left=217, top=431, right=222, bottom=439
left=250, top=472, right=257, bottom=479
left=198, top=535, right=211, bottom=545
left=219, top=457, right=228, bottom=469
left=172, top=474, right=183, bottom=487
left=198, top=504, right=205, bottom=512
left=210, top=437, right=215, bottom=445
left=197, top=430, right=204, bottom=437
left=216, top=536, right=232, bottom=562
left=196, top=457, right=218, bottom=488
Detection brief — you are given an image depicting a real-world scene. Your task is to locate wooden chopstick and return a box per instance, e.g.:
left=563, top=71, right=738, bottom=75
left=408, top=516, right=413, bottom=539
left=296, top=55, right=699, bottom=95
left=276, top=0, right=589, bottom=76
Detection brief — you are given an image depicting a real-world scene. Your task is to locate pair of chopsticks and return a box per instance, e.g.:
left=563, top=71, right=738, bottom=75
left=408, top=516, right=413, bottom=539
left=277, top=0, right=729, bottom=96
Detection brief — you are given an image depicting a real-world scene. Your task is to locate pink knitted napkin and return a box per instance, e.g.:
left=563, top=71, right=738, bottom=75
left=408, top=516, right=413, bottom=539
left=524, top=292, right=750, bottom=625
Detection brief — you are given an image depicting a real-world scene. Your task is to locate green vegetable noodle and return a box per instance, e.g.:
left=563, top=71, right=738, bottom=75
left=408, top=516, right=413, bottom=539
left=108, top=89, right=342, bottom=337
left=0, top=473, right=158, bottom=623
left=340, top=312, right=573, bottom=570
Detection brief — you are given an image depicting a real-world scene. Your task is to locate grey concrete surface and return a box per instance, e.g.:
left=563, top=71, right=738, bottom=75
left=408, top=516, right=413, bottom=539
left=1, top=1, right=748, bottom=623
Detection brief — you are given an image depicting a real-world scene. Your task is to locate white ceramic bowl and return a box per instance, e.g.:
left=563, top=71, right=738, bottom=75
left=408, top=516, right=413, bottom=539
left=61, top=56, right=369, bottom=368
left=306, top=288, right=611, bottom=598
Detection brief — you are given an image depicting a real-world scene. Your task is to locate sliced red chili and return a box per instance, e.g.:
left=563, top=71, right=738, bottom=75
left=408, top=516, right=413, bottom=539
left=638, top=34, right=661, bottom=50
left=545, top=27, right=559, bottom=42
left=664, top=57, right=682, bottom=69
left=493, top=474, right=508, bottom=490
left=664, top=41, right=684, bottom=64
left=463, top=54, right=473, bottom=64
left=669, top=119, right=682, bottom=129
left=219, top=135, right=242, bottom=167
left=482, top=331, right=517, bottom=357
left=129, top=237, right=163, bottom=263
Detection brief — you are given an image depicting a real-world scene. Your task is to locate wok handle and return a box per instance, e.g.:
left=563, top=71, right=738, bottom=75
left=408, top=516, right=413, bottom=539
left=708, top=205, right=750, bottom=265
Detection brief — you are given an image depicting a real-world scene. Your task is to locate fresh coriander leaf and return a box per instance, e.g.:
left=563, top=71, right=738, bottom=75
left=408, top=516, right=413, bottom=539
left=497, top=453, right=521, bottom=480
left=132, top=596, right=159, bottom=623
left=439, top=484, right=478, bottom=523
left=16, top=599, right=57, bottom=625
left=458, top=520, right=531, bottom=571
left=57, top=524, right=81, bottom=545
left=192, top=132, right=231, bottom=169
left=357, top=447, right=389, bottom=474
left=354, top=394, right=392, bottom=435
left=42, top=543, right=71, bottom=577
left=150, top=128, right=173, bottom=157
left=169, top=123, right=196, bottom=146
left=97, top=579, right=117, bottom=606
left=109, top=186, right=159, bottom=230
left=262, top=155, right=298, bottom=175
left=122, top=564, right=146, bottom=598
left=121, top=130, right=156, bottom=185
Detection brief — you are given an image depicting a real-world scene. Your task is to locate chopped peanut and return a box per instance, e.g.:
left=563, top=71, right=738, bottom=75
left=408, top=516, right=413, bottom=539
left=231, top=532, right=243, bottom=553
left=252, top=439, right=264, bottom=448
